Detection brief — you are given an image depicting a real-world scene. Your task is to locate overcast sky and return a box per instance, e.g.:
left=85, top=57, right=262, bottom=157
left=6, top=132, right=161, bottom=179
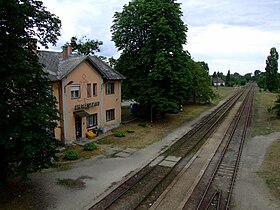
left=41, top=0, right=280, bottom=75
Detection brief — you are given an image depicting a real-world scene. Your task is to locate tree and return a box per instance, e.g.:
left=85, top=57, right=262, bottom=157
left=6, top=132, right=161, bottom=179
left=244, top=73, right=252, bottom=82
left=265, top=47, right=279, bottom=92
left=112, top=0, right=191, bottom=116
left=225, top=70, right=231, bottom=86
left=212, top=71, right=217, bottom=78
left=0, top=0, right=61, bottom=184
left=187, top=60, right=215, bottom=103
left=254, top=70, right=261, bottom=78
left=69, top=36, right=103, bottom=55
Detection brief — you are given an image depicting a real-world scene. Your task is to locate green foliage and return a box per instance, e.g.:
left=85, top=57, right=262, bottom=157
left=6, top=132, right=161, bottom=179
left=114, top=130, right=126, bottom=137
left=127, top=128, right=135, bottom=133
left=0, top=0, right=61, bottom=184
left=265, top=47, right=279, bottom=92
left=112, top=0, right=191, bottom=116
left=69, top=36, right=103, bottom=55
left=64, top=150, right=80, bottom=160
left=83, top=142, right=97, bottom=151
left=187, top=60, right=215, bottom=103
left=225, top=70, right=231, bottom=86
left=270, top=95, right=280, bottom=117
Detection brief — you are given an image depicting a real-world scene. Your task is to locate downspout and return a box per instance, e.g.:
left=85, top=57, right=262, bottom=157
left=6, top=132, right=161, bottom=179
left=58, top=81, right=65, bottom=144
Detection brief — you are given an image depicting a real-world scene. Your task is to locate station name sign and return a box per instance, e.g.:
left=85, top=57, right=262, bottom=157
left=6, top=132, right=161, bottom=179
left=74, top=101, right=100, bottom=110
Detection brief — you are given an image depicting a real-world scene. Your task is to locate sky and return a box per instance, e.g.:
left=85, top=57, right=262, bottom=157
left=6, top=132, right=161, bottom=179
left=41, top=0, right=280, bottom=75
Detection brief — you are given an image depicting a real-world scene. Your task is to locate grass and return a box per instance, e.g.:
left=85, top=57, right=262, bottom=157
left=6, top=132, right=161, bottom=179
left=258, top=138, right=280, bottom=200
left=0, top=86, right=236, bottom=209
left=252, top=88, right=280, bottom=136
left=98, top=86, right=236, bottom=149
left=253, top=88, right=280, bottom=201
left=57, top=143, right=106, bottom=161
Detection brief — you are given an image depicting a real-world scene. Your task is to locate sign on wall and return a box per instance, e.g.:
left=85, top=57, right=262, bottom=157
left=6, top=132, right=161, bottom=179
left=74, top=102, right=100, bottom=110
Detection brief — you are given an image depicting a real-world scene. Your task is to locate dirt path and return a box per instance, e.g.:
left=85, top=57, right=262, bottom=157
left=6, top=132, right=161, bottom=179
left=232, top=132, right=280, bottom=210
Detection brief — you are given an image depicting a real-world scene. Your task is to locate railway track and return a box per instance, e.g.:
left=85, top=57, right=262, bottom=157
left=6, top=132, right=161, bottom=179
left=89, top=86, right=250, bottom=210
left=184, top=84, right=255, bottom=210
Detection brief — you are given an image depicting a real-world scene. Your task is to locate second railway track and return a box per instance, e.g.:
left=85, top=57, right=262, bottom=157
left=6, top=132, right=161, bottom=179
left=89, top=85, right=254, bottom=210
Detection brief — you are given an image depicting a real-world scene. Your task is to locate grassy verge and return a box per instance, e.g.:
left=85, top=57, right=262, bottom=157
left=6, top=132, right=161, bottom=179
left=253, top=88, right=280, bottom=201
left=258, top=138, right=280, bottom=201
left=252, top=89, right=280, bottom=136
left=98, top=86, right=236, bottom=149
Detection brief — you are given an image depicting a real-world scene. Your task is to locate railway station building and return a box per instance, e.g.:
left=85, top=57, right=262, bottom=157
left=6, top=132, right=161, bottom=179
left=39, top=45, right=125, bottom=144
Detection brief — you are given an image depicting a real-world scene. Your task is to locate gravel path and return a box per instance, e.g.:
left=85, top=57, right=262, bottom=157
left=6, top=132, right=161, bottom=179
left=232, top=132, right=280, bottom=210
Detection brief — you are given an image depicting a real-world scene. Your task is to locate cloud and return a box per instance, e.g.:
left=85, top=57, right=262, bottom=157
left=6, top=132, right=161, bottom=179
left=186, top=23, right=280, bottom=73
left=42, top=0, right=280, bottom=75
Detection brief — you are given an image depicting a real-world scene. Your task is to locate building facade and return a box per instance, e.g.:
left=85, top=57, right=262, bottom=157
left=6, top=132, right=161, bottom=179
left=39, top=46, right=125, bottom=144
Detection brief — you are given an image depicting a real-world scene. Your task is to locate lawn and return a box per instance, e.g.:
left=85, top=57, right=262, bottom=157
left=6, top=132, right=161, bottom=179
left=252, top=88, right=280, bottom=136
left=98, top=86, right=237, bottom=149
left=253, top=88, right=280, bottom=200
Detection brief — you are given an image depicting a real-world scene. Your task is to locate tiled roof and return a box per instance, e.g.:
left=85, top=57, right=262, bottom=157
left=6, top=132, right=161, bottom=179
left=212, top=77, right=225, bottom=83
left=38, top=50, right=125, bottom=81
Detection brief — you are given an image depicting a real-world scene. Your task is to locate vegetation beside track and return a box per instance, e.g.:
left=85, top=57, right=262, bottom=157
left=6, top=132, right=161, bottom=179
left=0, top=87, right=236, bottom=210
left=98, top=87, right=236, bottom=149
left=253, top=88, right=280, bottom=201
left=252, top=88, right=280, bottom=136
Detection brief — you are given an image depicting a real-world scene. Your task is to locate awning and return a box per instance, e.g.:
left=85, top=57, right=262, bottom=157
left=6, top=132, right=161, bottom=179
left=74, top=110, right=90, bottom=117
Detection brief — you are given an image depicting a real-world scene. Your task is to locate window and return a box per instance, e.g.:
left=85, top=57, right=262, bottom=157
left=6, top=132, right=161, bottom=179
left=71, top=84, right=80, bottom=99
left=87, top=83, right=91, bottom=97
left=106, top=109, right=115, bottom=121
left=106, top=82, right=114, bottom=95
left=93, top=83, right=97, bottom=96
left=86, top=113, right=98, bottom=128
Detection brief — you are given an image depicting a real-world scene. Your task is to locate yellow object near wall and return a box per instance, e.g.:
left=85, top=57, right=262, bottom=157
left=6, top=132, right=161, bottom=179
left=86, top=130, right=96, bottom=139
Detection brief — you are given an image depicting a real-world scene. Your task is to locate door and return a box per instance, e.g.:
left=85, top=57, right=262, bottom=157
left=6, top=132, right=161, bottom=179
left=75, top=117, right=82, bottom=139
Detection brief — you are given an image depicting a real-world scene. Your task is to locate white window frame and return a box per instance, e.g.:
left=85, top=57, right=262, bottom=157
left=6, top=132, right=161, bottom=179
left=106, top=109, right=115, bottom=121
left=106, top=82, right=114, bottom=95
left=71, top=84, right=80, bottom=99
left=86, top=113, right=98, bottom=128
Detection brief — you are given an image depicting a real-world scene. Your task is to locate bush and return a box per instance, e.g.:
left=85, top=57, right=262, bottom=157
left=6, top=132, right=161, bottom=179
left=114, top=130, right=126, bottom=137
left=84, top=142, right=97, bottom=151
left=64, top=150, right=79, bottom=160
left=127, top=128, right=135, bottom=133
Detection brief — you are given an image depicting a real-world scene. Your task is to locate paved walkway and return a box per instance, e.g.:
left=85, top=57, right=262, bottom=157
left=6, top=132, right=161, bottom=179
left=30, top=101, right=226, bottom=210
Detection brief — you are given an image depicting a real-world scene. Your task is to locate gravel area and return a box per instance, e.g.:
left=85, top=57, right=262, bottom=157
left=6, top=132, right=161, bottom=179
left=28, top=97, right=280, bottom=210
left=232, top=132, right=280, bottom=210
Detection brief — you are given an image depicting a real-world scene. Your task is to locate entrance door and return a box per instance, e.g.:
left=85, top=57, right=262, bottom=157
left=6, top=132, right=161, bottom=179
left=75, top=117, right=82, bottom=139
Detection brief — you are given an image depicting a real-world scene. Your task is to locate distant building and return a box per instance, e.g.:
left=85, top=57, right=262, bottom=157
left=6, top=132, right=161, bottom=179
left=39, top=45, right=125, bottom=144
left=212, top=77, right=225, bottom=86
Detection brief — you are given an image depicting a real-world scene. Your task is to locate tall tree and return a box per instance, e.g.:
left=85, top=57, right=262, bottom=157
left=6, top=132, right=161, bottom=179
left=212, top=71, right=217, bottom=78
left=0, top=0, right=61, bottom=184
left=69, top=36, right=103, bottom=55
left=225, top=70, right=231, bottom=86
left=265, top=47, right=279, bottom=92
left=112, top=0, right=191, bottom=115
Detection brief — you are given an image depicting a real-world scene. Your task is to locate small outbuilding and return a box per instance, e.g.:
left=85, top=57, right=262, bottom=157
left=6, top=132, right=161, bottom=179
left=212, top=77, right=225, bottom=86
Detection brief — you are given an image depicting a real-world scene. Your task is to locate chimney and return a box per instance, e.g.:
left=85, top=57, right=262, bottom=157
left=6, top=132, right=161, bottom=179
left=63, top=44, right=72, bottom=59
